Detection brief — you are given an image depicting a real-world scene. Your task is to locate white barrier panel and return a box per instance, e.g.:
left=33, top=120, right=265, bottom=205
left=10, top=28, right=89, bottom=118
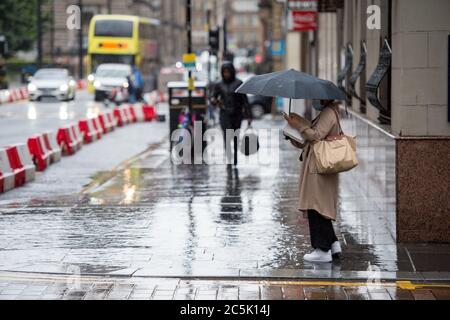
left=15, top=143, right=36, bottom=182
left=133, top=104, right=145, bottom=122
left=43, top=132, right=62, bottom=163
left=0, top=148, right=15, bottom=192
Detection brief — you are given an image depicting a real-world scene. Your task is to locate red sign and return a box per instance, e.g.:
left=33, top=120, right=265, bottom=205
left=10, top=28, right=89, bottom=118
left=288, top=11, right=318, bottom=32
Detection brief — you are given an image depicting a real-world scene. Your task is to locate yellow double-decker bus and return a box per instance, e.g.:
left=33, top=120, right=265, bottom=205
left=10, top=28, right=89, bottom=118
left=87, top=14, right=160, bottom=93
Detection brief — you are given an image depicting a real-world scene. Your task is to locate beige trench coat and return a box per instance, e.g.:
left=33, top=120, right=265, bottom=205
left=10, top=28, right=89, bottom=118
left=295, top=105, right=341, bottom=221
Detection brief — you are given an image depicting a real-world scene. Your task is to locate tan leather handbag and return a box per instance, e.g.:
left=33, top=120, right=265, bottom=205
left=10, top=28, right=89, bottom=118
left=312, top=108, right=358, bottom=174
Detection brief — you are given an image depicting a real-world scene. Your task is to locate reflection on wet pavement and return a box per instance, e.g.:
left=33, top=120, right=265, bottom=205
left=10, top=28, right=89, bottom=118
left=0, top=117, right=449, bottom=280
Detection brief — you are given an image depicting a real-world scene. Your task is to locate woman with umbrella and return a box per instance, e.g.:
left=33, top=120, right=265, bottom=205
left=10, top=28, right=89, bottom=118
left=285, top=100, right=342, bottom=263
left=236, top=69, right=346, bottom=263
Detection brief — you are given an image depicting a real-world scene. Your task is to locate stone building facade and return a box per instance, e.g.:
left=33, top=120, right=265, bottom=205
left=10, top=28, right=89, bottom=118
left=227, top=0, right=264, bottom=54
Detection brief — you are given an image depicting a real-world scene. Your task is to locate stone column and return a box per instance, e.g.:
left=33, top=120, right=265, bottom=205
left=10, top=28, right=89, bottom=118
left=391, top=0, right=450, bottom=242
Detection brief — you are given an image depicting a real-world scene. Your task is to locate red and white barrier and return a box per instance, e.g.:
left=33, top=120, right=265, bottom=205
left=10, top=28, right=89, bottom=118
left=142, top=104, right=157, bottom=122
left=8, top=88, right=28, bottom=102
left=0, top=144, right=35, bottom=193
left=19, top=87, right=29, bottom=100
left=57, top=124, right=82, bottom=156
left=12, top=89, right=20, bottom=101
left=0, top=88, right=29, bottom=104
left=97, top=114, right=108, bottom=134
left=112, top=108, right=122, bottom=126
left=0, top=148, right=15, bottom=193
left=92, top=117, right=104, bottom=138
left=121, top=106, right=132, bottom=124
left=57, top=127, right=74, bottom=156
left=0, top=90, right=9, bottom=104
left=7, top=90, right=15, bottom=103
left=4, top=144, right=35, bottom=186
left=132, top=104, right=145, bottom=122
left=127, top=104, right=158, bottom=122
left=106, top=111, right=118, bottom=128
left=113, top=107, right=130, bottom=127
left=126, top=105, right=138, bottom=123
left=14, top=144, right=36, bottom=183
left=69, top=125, right=84, bottom=151
left=42, top=132, right=62, bottom=164
left=79, top=118, right=102, bottom=144
left=27, top=136, right=51, bottom=171
left=98, top=111, right=116, bottom=134
left=148, top=90, right=167, bottom=105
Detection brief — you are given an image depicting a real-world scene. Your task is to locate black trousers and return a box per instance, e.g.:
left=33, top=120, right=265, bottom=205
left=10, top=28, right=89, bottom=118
left=220, top=114, right=242, bottom=165
left=307, top=210, right=338, bottom=252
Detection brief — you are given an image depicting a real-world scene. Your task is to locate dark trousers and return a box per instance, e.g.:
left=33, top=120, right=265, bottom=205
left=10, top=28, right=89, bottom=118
left=308, top=210, right=338, bottom=252
left=220, top=114, right=242, bottom=165
left=136, top=88, right=143, bottom=101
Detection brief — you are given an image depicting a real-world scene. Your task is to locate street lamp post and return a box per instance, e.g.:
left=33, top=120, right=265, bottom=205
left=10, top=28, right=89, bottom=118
left=50, top=0, right=55, bottom=63
left=223, top=16, right=227, bottom=59
left=186, top=0, right=193, bottom=117
left=36, top=0, right=43, bottom=67
left=206, top=8, right=211, bottom=83
left=78, top=0, right=84, bottom=79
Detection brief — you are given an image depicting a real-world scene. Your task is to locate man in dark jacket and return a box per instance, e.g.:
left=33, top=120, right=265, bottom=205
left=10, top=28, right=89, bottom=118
left=211, top=62, right=252, bottom=165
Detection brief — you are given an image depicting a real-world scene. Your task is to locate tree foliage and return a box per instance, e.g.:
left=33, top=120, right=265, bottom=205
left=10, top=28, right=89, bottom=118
left=0, top=0, right=50, bottom=54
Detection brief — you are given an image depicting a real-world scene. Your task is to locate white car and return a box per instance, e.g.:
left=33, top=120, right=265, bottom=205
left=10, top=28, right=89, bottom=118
left=28, top=68, right=77, bottom=101
left=92, top=64, right=132, bottom=101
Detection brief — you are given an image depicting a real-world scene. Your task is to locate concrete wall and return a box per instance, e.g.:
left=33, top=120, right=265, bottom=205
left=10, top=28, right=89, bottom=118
left=317, top=13, right=338, bottom=83
left=286, top=33, right=302, bottom=71
left=391, top=0, right=450, bottom=136
left=286, top=32, right=306, bottom=116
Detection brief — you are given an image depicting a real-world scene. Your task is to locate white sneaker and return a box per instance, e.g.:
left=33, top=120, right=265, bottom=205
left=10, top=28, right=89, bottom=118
left=331, top=241, right=342, bottom=256
left=304, top=249, right=332, bottom=263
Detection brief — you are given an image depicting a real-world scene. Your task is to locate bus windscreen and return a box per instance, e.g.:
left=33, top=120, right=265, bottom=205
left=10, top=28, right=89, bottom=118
left=94, top=20, right=133, bottom=38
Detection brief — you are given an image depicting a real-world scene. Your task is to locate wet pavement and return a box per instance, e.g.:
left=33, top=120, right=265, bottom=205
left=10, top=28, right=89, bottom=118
left=1, top=271, right=450, bottom=300
left=0, top=113, right=450, bottom=299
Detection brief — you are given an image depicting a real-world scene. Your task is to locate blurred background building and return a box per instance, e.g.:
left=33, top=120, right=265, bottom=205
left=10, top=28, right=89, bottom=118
left=228, top=0, right=263, bottom=55
left=40, top=0, right=186, bottom=74
left=258, top=0, right=285, bottom=74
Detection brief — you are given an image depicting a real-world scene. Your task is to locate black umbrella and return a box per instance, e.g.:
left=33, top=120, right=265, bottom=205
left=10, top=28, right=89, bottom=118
left=235, top=69, right=345, bottom=113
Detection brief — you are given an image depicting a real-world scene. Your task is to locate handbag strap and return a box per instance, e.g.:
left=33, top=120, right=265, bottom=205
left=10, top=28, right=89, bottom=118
left=330, top=106, right=344, bottom=135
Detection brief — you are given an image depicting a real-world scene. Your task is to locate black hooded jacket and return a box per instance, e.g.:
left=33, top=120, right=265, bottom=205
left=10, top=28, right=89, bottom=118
left=212, top=62, right=251, bottom=120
